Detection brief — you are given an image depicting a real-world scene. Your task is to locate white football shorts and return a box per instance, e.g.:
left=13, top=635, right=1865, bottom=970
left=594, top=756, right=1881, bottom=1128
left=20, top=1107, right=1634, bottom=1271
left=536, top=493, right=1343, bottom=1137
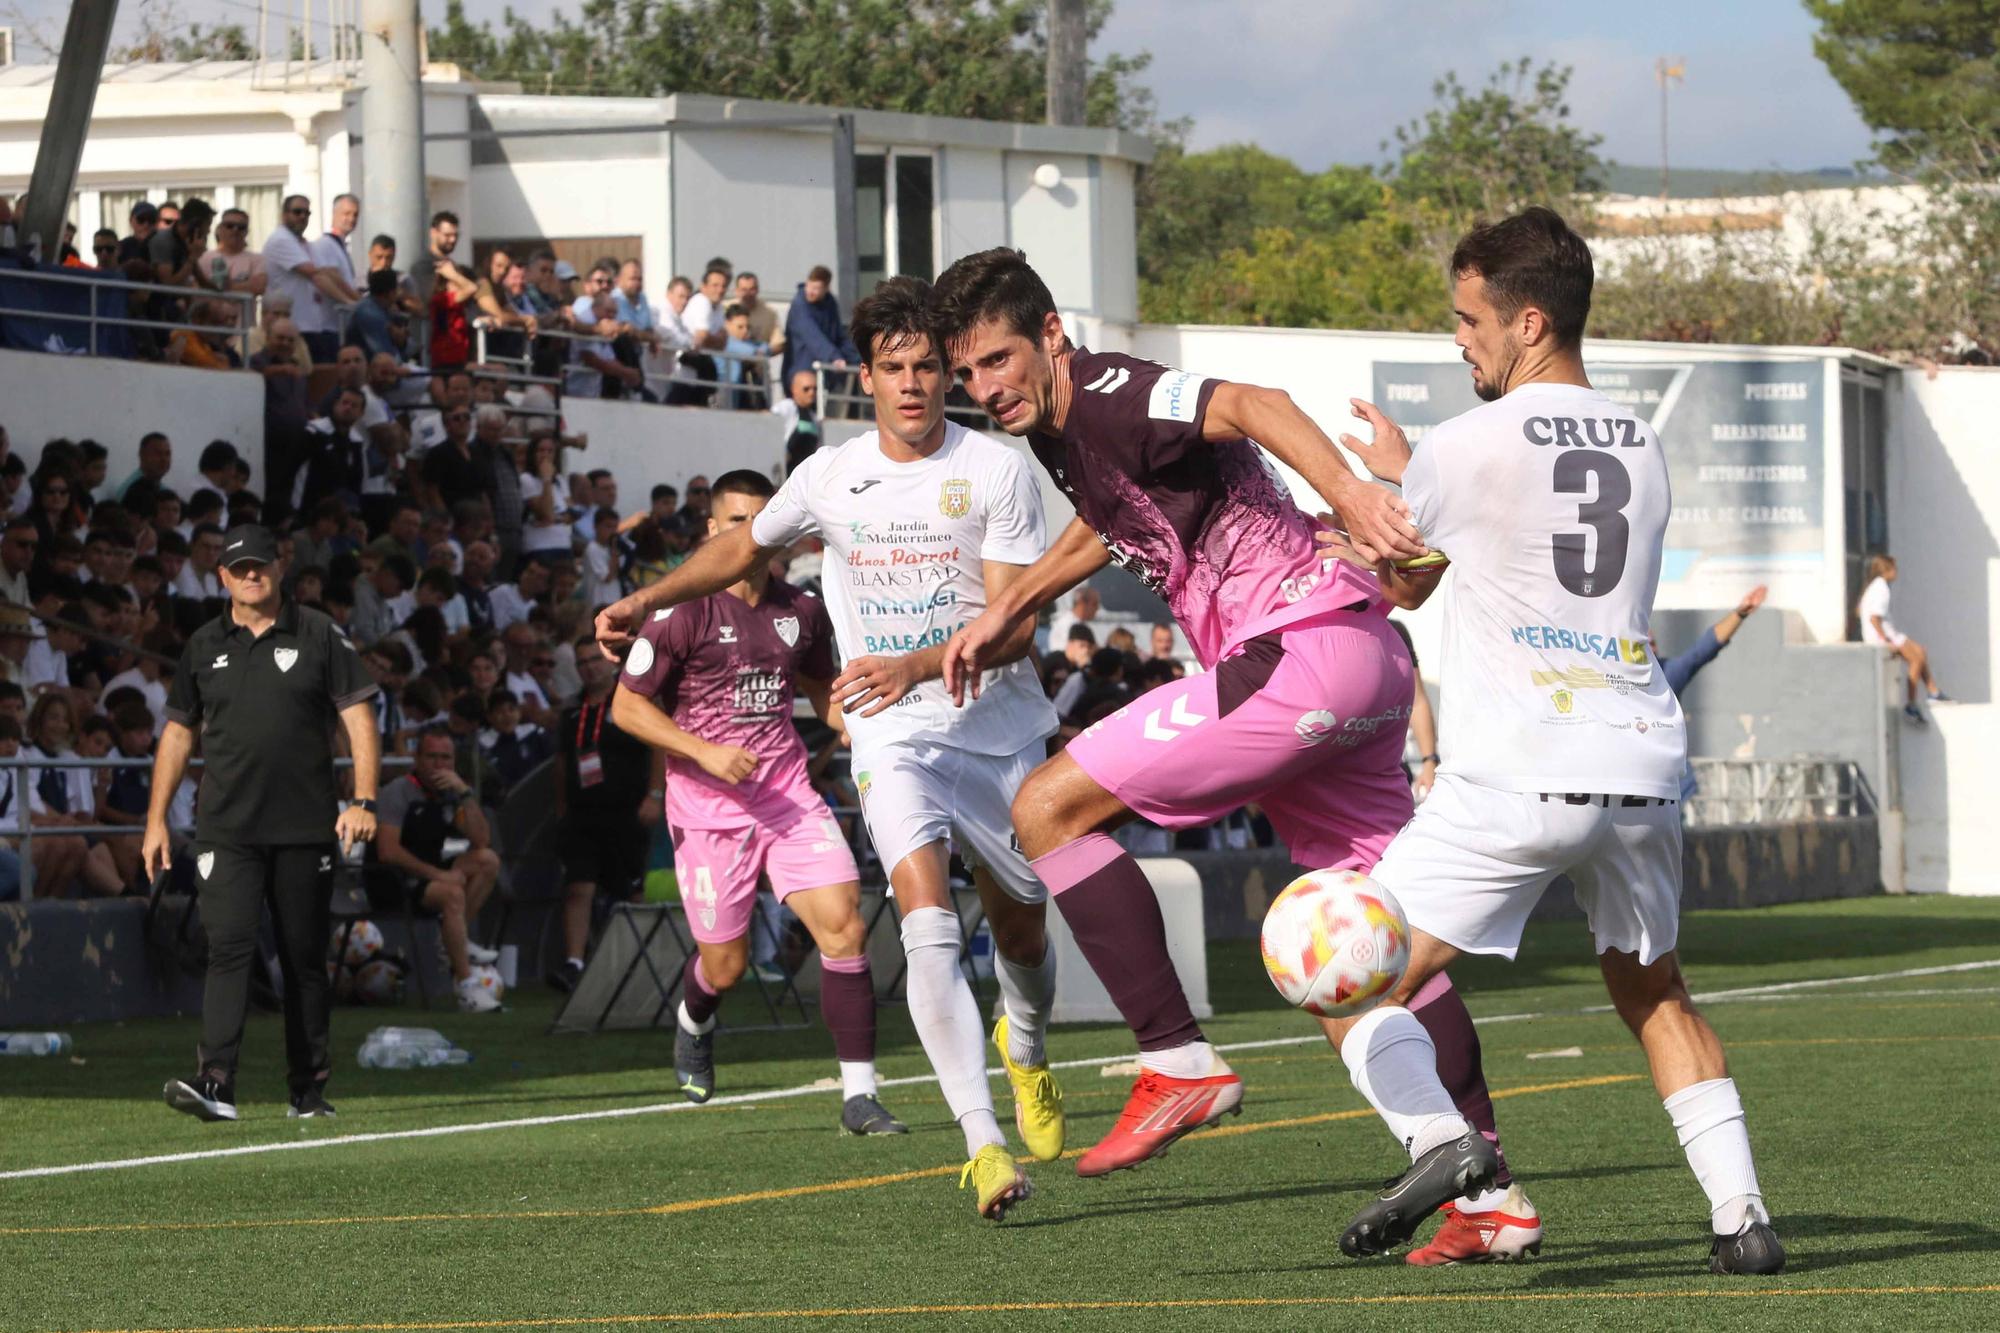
left=1370, top=772, right=1683, bottom=965
left=850, top=736, right=1046, bottom=904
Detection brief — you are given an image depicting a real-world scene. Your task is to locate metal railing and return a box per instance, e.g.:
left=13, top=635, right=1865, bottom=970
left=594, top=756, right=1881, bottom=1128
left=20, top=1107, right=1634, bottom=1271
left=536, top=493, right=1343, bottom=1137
left=5, top=753, right=414, bottom=899
left=1683, top=756, right=1875, bottom=828
left=0, top=264, right=257, bottom=358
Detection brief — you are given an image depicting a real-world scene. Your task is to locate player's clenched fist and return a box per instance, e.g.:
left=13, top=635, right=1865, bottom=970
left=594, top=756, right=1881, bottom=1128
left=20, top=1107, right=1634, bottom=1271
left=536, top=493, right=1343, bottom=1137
left=595, top=594, right=645, bottom=661
left=695, top=742, right=759, bottom=785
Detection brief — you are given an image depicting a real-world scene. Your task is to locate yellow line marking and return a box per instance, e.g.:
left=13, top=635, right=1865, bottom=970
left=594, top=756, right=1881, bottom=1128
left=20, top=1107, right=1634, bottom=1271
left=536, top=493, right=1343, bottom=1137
left=64, top=1284, right=2000, bottom=1332
left=4, top=1075, right=1638, bottom=1240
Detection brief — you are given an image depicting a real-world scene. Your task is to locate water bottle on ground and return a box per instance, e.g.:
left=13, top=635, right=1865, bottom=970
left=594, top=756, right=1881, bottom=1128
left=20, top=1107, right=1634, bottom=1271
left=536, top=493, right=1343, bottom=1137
left=356, top=1026, right=471, bottom=1068
left=0, top=1033, right=73, bottom=1056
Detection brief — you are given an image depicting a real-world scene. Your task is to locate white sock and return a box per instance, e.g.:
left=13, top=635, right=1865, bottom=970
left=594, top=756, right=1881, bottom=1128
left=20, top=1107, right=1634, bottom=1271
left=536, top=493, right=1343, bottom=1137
left=839, top=1060, right=878, bottom=1100
left=899, top=907, right=1002, bottom=1155
left=993, top=946, right=1056, bottom=1066
left=1459, top=1185, right=1511, bottom=1213
left=1340, top=1005, right=1470, bottom=1161
left=566, top=956, right=584, bottom=968
left=676, top=1001, right=715, bottom=1037
left=1138, top=1040, right=1224, bottom=1080
left=1665, top=1077, right=1770, bottom=1235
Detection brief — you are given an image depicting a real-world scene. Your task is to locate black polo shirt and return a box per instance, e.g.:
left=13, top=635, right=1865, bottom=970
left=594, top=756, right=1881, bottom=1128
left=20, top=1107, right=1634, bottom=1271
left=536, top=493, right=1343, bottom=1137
left=165, top=599, right=380, bottom=846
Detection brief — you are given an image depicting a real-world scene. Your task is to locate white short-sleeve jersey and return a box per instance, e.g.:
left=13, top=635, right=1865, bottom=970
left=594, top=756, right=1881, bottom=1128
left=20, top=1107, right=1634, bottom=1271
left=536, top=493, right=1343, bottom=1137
left=752, top=421, right=1058, bottom=756
left=1857, top=576, right=1900, bottom=645
left=1402, top=382, right=1684, bottom=799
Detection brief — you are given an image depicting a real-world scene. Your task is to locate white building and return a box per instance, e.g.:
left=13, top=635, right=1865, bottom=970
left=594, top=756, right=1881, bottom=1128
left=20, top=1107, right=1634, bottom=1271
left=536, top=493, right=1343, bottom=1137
left=1590, top=183, right=1932, bottom=278
left=0, top=60, right=1150, bottom=322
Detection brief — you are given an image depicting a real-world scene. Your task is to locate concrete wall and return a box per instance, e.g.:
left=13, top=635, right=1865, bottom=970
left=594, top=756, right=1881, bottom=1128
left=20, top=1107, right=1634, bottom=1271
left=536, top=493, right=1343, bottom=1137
left=1006, top=151, right=1098, bottom=317
left=0, top=348, right=264, bottom=498
left=671, top=128, right=840, bottom=297
left=1885, top=368, right=2000, bottom=895
left=560, top=398, right=794, bottom=498
left=938, top=146, right=1008, bottom=262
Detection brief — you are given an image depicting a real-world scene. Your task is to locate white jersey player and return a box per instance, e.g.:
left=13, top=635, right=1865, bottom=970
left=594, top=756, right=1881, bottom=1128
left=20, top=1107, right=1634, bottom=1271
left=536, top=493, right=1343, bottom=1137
left=1317, top=208, right=1783, bottom=1277
left=596, top=278, right=1063, bottom=1221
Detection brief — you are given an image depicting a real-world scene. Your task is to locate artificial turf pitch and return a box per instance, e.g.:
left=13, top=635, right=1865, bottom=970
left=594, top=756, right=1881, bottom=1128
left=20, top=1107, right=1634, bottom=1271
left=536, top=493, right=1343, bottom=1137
left=3, top=894, right=1998, bottom=1332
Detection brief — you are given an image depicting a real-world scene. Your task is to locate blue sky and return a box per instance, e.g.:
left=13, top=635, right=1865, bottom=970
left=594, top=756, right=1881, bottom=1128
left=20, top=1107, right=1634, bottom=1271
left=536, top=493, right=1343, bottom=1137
left=10, top=0, right=1878, bottom=173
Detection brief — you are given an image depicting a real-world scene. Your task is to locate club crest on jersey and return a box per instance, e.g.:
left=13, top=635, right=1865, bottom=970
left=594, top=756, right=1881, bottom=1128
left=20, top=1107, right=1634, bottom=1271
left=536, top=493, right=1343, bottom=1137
left=1551, top=688, right=1575, bottom=715
left=939, top=478, right=972, bottom=519
left=274, top=647, right=298, bottom=673
left=774, top=615, right=800, bottom=647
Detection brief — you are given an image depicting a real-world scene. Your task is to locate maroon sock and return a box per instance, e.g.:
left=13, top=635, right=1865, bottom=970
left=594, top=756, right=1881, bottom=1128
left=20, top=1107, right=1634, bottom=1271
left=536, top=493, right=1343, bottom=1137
left=818, top=954, right=876, bottom=1063
left=1030, top=833, right=1202, bottom=1052
left=1409, top=970, right=1510, bottom=1187
left=680, top=954, right=722, bottom=1027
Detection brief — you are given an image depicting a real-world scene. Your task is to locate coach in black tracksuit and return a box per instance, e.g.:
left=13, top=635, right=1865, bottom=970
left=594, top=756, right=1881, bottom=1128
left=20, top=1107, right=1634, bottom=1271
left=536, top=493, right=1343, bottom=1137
left=148, top=524, right=383, bottom=1123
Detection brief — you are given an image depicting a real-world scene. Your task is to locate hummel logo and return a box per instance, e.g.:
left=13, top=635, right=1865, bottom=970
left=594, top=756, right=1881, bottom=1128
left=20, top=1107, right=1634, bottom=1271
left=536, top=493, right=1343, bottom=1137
left=719, top=626, right=737, bottom=644
left=1141, top=695, right=1207, bottom=742
left=848, top=480, right=882, bottom=494
left=1083, top=367, right=1131, bottom=394
left=211, top=653, right=229, bottom=669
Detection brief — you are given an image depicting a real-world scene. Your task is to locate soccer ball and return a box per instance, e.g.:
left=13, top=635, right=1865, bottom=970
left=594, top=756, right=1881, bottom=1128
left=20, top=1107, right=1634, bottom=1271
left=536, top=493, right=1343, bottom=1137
left=1259, top=869, right=1411, bottom=1018
left=465, top=963, right=506, bottom=1003
left=352, top=956, right=407, bottom=1005
left=334, top=920, right=385, bottom=970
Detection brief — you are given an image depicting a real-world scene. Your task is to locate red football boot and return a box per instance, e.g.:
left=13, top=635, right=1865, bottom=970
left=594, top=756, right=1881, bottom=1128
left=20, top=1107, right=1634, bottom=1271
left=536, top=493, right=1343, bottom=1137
left=1075, top=1065, right=1244, bottom=1178
left=1406, top=1184, right=1544, bottom=1265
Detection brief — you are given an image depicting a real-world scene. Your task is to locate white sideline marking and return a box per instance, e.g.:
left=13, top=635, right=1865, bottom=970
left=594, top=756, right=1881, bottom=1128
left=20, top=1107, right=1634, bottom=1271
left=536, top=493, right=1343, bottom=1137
left=5, top=956, right=1995, bottom=1183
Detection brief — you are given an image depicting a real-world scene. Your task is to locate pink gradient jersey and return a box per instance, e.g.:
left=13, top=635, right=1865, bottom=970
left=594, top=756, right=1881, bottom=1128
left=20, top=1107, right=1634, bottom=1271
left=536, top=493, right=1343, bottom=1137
left=619, top=578, right=837, bottom=831
left=1030, top=348, right=1380, bottom=667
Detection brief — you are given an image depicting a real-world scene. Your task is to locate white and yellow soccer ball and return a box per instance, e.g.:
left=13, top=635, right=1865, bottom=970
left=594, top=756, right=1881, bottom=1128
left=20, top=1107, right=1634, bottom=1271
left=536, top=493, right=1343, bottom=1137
left=338, top=920, right=386, bottom=970
left=353, top=956, right=406, bottom=1006
left=1259, top=869, right=1411, bottom=1018
left=466, top=963, right=506, bottom=1003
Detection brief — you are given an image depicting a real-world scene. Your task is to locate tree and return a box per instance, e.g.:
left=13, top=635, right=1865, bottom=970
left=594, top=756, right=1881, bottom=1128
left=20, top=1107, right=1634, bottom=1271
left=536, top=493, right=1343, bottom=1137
left=1390, top=58, right=1606, bottom=217
left=1806, top=0, right=2000, bottom=173
left=105, top=0, right=255, bottom=62
left=428, top=0, right=1164, bottom=133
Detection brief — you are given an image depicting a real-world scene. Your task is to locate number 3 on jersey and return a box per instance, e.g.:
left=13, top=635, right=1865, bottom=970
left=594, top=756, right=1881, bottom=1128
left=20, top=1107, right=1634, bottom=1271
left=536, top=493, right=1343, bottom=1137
left=1552, top=452, right=1630, bottom=598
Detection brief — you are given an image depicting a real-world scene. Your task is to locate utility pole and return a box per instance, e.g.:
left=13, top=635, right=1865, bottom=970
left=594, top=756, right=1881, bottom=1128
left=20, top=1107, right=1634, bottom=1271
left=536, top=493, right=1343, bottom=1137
left=1046, top=0, right=1087, bottom=127
left=20, top=0, right=120, bottom=263
left=1656, top=56, right=1685, bottom=200
left=360, top=0, right=426, bottom=289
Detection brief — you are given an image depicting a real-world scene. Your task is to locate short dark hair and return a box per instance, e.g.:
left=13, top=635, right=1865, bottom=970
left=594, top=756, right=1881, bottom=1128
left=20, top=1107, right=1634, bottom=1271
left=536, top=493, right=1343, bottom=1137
left=370, top=233, right=397, bottom=251
left=586, top=468, right=612, bottom=485
left=930, top=247, right=1056, bottom=357
left=703, top=264, right=730, bottom=282
left=851, top=276, right=936, bottom=366
left=1448, top=206, right=1594, bottom=348
left=711, top=469, right=776, bottom=503
left=430, top=210, right=460, bottom=229
left=368, top=268, right=399, bottom=297
left=736, top=270, right=758, bottom=284
left=78, top=439, right=108, bottom=463
left=1067, top=623, right=1097, bottom=646
left=111, top=701, right=155, bottom=735
left=651, top=483, right=679, bottom=502
left=807, top=264, right=832, bottom=285
left=198, top=441, right=237, bottom=473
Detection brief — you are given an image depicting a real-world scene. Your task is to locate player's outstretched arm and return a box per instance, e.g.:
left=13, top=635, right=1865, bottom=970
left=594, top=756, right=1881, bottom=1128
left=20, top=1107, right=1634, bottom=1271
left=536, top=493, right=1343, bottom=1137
left=1313, top=512, right=1445, bottom=611
left=609, top=683, right=758, bottom=784
left=1204, top=382, right=1424, bottom=565
left=594, top=523, right=775, bottom=661
left=943, top=517, right=1111, bottom=704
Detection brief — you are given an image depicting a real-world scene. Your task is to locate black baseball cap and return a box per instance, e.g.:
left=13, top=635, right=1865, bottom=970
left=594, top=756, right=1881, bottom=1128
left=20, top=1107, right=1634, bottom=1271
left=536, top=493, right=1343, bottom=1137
left=220, top=524, right=279, bottom=568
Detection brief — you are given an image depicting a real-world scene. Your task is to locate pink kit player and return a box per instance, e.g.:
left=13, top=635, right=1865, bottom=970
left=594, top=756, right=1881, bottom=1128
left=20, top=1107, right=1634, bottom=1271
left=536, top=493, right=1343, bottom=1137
left=611, top=470, right=906, bottom=1137
left=931, top=248, right=1542, bottom=1263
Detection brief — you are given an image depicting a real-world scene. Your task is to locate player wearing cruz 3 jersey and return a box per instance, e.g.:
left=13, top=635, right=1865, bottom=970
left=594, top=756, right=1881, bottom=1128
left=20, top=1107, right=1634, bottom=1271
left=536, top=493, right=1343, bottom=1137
left=1320, top=208, right=1781, bottom=1276
left=597, top=279, right=1064, bottom=1221
left=609, top=470, right=905, bottom=1136
left=932, top=251, right=1528, bottom=1222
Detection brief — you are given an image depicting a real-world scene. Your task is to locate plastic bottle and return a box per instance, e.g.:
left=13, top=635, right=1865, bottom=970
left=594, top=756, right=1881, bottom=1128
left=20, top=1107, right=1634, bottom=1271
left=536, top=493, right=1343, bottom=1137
left=0, top=1033, right=73, bottom=1056
left=356, top=1026, right=470, bottom=1069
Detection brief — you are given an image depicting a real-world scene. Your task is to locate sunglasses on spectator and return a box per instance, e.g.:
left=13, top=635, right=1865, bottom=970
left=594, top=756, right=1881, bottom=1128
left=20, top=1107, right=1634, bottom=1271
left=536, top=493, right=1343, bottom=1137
left=93, top=243, right=117, bottom=255
left=286, top=206, right=310, bottom=216
left=218, top=221, right=246, bottom=231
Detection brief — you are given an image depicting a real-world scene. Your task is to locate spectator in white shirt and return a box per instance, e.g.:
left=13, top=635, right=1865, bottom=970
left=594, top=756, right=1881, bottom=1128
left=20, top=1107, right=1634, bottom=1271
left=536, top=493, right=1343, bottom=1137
left=1858, top=551, right=1949, bottom=723
left=682, top=264, right=730, bottom=352
left=1046, top=585, right=1101, bottom=654
left=518, top=434, right=574, bottom=564
left=262, top=195, right=355, bottom=364
left=489, top=558, right=550, bottom=632
left=173, top=524, right=226, bottom=601
left=583, top=508, right=624, bottom=608
left=571, top=469, right=620, bottom=544
left=305, top=192, right=362, bottom=361
left=100, top=630, right=175, bottom=733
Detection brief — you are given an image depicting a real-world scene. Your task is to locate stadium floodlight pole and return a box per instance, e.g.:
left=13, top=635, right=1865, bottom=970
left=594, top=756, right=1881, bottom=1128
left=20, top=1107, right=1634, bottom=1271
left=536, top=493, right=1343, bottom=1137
left=832, top=113, right=859, bottom=308
left=19, top=0, right=121, bottom=265
left=1046, top=0, right=1087, bottom=126
left=360, top=0, right=427, bottom=291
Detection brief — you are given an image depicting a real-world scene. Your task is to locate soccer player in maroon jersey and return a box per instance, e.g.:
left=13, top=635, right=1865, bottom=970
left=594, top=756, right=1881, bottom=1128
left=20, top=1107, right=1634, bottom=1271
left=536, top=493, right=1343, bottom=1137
left=610, top=470, right=904, bottom=1136
left=930, top=249, right=1541, bottom=1262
